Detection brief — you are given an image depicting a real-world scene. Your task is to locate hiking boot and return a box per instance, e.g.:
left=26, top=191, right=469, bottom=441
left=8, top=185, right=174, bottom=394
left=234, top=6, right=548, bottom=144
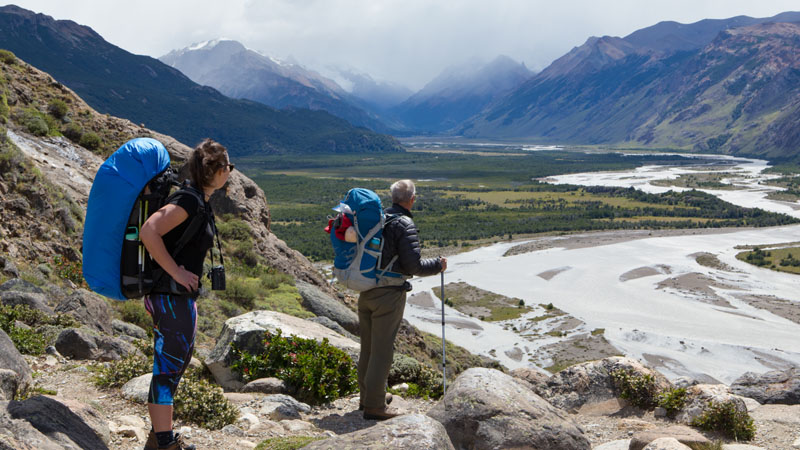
left=143, top=429, right=157, bottom=450
left=158, top=433, right=196, bottom=450
left=363, top=405, right=401, bottom=421
left=358, top=393, right=393, bottom=410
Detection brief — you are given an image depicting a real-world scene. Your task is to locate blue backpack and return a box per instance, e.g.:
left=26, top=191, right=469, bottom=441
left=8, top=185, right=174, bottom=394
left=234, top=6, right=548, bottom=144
left=329, top=188, right=407, bottom=291
left=83, top=138, right=205, bottom=300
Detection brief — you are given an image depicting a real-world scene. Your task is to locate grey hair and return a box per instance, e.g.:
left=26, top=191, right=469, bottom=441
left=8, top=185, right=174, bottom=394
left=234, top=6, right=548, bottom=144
left=390, top=179, right=416, bottom=204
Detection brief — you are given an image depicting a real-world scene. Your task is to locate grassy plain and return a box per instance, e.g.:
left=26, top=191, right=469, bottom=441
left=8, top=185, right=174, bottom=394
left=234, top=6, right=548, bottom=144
left=736, top=246, right=800, bottom=275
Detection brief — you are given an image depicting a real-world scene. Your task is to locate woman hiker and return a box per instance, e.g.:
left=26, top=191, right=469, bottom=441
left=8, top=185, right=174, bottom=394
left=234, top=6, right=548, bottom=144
left=140, top=139, right=234, bottom=450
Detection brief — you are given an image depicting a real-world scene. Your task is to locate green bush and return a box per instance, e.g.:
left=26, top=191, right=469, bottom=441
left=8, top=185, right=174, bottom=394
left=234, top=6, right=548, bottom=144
left=0, top=50, right=16, bottom=65
left=19, top=110, right=49, bottom=136
left=0, top=91, right=8, bottom=124
left=691, top=400, right=755, bottom=441
left=53, top=254, right=84, bottom=285
left=611, top=369, right=659, bottom=408
left=259, top=270, right=294, bottom=290
left=79, top=131, right=101, bottom=150
left=387, top=353, right=444, bottom=400
left=0, top=304, right=78, bottom=355
left=232, top=240, right=260, bottom=267
left=217, top=218, right=253, bottom=242
left=92, top=351, right=150, bottom=388
left=220, top=276, right=259, bottom=309
left=47, top=99, right=68, bottom=119
left=657, top=387, right=687, bottom=417
left=229, top=329, right=357, bottom=405
left=62, top=122, right=83, bottom=142
left=173, top=372, right=239, bottom=429
left=115, top=301, right=152, bottom=333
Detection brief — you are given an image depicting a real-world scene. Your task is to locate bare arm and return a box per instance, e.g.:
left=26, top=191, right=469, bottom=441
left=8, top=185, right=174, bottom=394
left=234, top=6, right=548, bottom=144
left=140, top=204, right=199, bottom=292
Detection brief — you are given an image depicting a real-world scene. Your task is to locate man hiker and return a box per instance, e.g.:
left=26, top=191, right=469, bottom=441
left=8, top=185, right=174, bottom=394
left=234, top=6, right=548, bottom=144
left=358, top=179, right=447, bottom=420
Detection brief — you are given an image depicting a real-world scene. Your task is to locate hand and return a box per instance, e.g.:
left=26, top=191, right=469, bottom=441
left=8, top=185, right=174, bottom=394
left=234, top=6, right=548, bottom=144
left=440, top=257, right=448, bottom=272
left=173, top=265, right=199, bottom=292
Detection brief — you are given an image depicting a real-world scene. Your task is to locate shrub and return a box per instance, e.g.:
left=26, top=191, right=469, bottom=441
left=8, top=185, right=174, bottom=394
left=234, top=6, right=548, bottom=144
left=173, top=373, right=238, bottom=429
left=259, top=269, right=293, bottom=290
left=657, top=387, right=686, bottom=417
left=229, top=329, right=357, bottom=405
left=611, top=369, right=659, bottom=408
left=115, top=301, right=152, bottom=333
left=92, top=351, right=150, bottom=388
left=0, top=304, right=78, bottom=355
left=220, top=276, right=259, bottom=309
left=0, top=49, right=16, bottom=65
left=232, top=240, right=260, bottom=267
left=19, top=110, right=49, bottom=136
left=47, top=99, right=68, bottom=119
left=691, top=400, right=755, bottom=441
left=217, top=218, right=252, bottom=242
left=53, top=254, right=84, bottom=285
left=0, top=91, right=8, bottom=124
left=62, top=122, right=83, bottom=142
left=79, top=131, right=101, bottom=150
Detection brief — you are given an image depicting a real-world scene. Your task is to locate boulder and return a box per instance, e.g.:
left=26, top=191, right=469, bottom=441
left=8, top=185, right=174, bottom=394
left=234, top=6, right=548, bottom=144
left=308, top=316, right=357, bottom=341
left=427, top=368, right=590, bottom=450
left=594, top=440, right=631, bottom=450
left=731, top=368, right=800, bottom=405
left=256, top=394, right=311, bottom=421
left=7, top=395, right=110, bottom=449
left=206, top=311, right=359, bottom=391
left=0, top=329, right=32, bottom=398
left=55, top=289, right=113, bottom=334
left=0, top=291, right=53, bottom=315
left=0, top=257, right=19, bottom=278
left=121, top=374, right=152, bottom=404
left=0, top=279, right=42, bottom=294
left=642, top=438, right=692, bottom=450
left=0, top=402, right=65, bottom=450
left=111, top=319, right=148, bottom=340
left=241, top=377, right=287, bottom=394
left=510, top=367, right=550, bottom=390
left=537, top=356, right=671, bottom=412
left=0, top=370, right=20, bottom=401
left=673, top=384, right=748, bottom=425
left=629, top=426, right=710, bottom=450
left=296, top=281, right=359, bottom=335
left=55, top=328, right=135, bottom=361
left=303, top=414, right=454, bottom=450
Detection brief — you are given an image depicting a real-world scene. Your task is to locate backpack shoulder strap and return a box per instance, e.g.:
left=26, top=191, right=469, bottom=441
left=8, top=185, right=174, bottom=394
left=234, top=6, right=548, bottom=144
left=168, top=186, right=207, bottom=258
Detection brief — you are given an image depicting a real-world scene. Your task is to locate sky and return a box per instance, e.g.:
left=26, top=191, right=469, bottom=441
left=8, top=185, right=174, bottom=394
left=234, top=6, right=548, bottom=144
left=7, top=0, right=800, bottom=90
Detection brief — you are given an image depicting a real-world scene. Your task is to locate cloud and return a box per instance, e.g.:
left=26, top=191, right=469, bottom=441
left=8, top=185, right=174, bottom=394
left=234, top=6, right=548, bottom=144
left=10, top=0, right=800, bottom=90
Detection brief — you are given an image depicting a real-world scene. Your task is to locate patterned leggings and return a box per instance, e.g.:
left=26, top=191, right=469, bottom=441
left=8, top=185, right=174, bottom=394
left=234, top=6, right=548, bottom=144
left=144, top=294, right=197, bottom=405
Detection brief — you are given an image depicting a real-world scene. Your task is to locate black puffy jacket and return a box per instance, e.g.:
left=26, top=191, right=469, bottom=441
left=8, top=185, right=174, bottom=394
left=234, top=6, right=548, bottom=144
left=380, top=204, right=442, bottom=277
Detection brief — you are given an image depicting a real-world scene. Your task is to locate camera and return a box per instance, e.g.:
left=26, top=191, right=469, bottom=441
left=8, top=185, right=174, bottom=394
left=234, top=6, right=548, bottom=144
left=209, top=265, right=226, bottom=290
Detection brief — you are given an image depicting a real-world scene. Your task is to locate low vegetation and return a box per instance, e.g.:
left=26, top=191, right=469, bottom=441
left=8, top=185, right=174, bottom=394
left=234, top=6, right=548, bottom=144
left=434, top=282, right=530, bottom=321
left=691, top=400, right=756, bottom=441
left=255, top=436, right=325, bottom=450
left=0, top=304, right=79, bottom=355
left=247, top=157, right=798, bottom=261
left=736, top=246, right=800, bottom=275
left=229, top=329, right=358, bottom=405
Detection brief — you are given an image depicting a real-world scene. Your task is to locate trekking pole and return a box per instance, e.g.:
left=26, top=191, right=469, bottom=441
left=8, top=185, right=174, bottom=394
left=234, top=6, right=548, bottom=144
left=440, top=269, right=446, bottom=405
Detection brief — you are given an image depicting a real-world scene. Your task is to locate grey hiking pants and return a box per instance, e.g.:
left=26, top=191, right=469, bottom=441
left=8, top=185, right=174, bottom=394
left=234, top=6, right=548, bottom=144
left=357, top=286, right=407, bottom=409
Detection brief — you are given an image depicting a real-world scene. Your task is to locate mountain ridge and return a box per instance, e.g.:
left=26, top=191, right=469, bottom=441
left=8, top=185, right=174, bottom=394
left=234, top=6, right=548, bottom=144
left=0, top=5, right=403, bottom=155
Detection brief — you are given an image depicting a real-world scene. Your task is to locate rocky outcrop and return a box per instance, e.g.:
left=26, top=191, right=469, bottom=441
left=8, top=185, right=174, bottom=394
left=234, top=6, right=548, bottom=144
left=673, top=384, right=750, bottom=425
left=0, top=329, right=31, bottom=400
left=303, top=414, right=454, bottom=450
left=731, top=368, right=800, bottom=405
left=111, top=319, right=147, bottom=340
left=0, top=291, right=53, bottom=315
left=55, top=328, right=135, bottom=361
left=205, top=311, right=360, bottom=391
left=296, top=281, right=359, bottom=335
left=257, top=394, right=311, bottom=421
left=427, top=368, right=590, bottom=450
left=629, top=426, right=709, bottom=450
left=537, top=357, right=671, bottom=412
left=54, top=289, right=112, bottom=334
left=6, top=395, right=109, bottom=449
left=0, top=279, right=42, bottom=294
left=642, top=438, right=692, bottom=450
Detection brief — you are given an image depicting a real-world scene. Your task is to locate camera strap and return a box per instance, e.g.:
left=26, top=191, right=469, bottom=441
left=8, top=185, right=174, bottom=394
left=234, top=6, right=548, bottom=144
left=208, top=211, right=224, bottom=268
